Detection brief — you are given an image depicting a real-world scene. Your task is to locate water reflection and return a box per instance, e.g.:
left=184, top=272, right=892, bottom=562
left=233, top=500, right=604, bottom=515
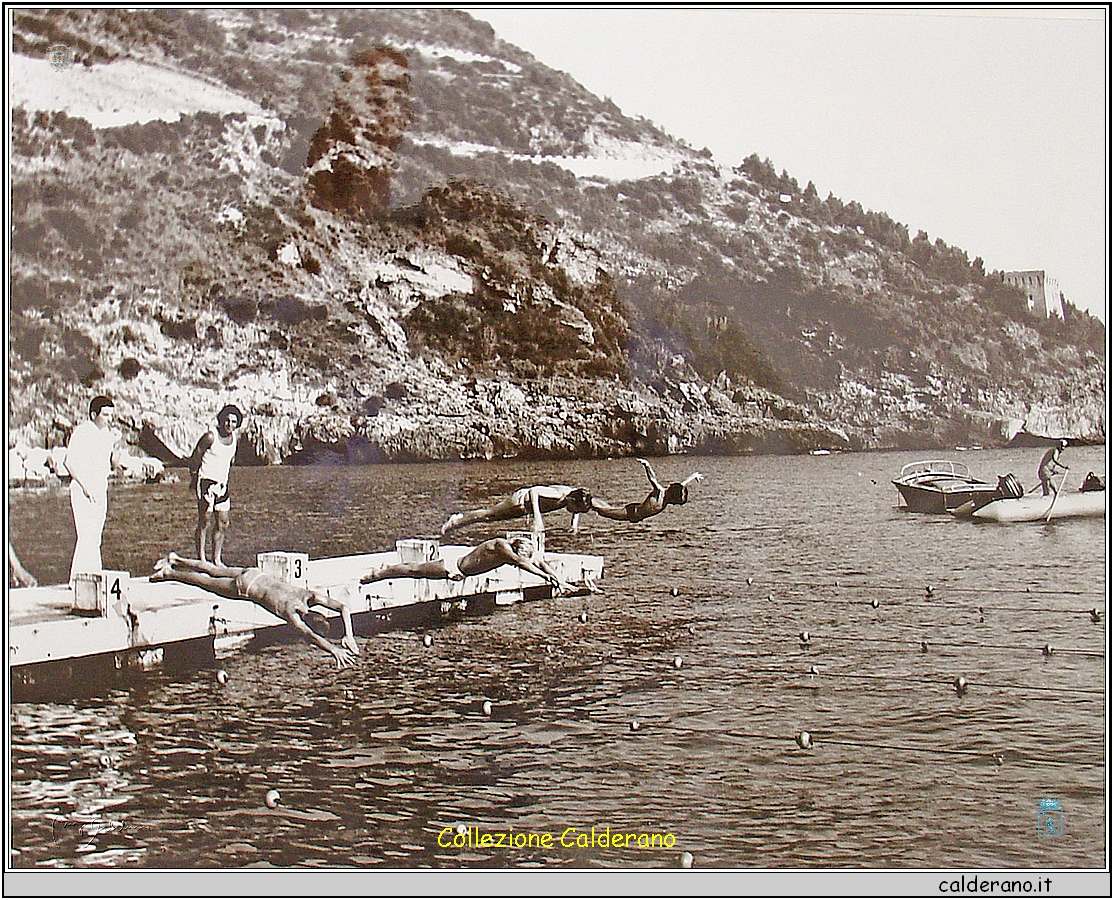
left=8, top=449, right=1107, bottom=868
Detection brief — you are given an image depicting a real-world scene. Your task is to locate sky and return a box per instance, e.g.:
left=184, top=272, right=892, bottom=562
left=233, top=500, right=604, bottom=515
left=463, top=7, right=1109, bottom=322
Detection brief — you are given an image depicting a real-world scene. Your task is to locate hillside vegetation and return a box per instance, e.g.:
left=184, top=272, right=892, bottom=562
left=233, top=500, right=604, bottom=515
left=8, top=8, right=1105, bottom=466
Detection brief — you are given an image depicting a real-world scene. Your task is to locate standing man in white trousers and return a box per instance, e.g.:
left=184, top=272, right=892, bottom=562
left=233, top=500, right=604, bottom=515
left=63, top=395, right=122, bottom=582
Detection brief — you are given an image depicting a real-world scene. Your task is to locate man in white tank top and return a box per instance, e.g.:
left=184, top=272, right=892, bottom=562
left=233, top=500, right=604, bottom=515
left=187, top=405, right=242, bottom=565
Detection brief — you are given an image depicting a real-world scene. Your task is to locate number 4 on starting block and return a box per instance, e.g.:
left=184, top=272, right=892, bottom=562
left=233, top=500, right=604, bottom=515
left=71, top=570, right=130, bottom=617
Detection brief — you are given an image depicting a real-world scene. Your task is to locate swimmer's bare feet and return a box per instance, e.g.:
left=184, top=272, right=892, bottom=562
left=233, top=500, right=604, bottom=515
left=440, top=513, right=465, bottom=536
left=359, top=566, right=384, bottom=585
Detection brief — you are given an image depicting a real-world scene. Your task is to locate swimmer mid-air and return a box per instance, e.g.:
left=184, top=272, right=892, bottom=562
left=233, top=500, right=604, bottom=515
left=591, top=458, right=704, bottom=523
left=151, top=554, right=359, bottom=668
left=440, top=485, right=593, bottom=535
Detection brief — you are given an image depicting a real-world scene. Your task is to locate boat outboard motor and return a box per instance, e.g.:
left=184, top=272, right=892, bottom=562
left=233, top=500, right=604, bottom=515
left=996, top=473, right=1024, bottom=499
left=1080, top=471, right=1106, bottom=492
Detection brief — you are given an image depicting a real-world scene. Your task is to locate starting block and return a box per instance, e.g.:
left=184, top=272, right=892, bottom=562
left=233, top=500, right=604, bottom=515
left=257, top=551, right=309, bottom=588
left=72, top=570, right=130, bottom=617
left=506, top=530, right=544, bottom=556
left=396, top=539, right=441, bottom=563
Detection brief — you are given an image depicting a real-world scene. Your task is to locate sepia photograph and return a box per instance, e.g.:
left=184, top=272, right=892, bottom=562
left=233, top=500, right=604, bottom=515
left=5, top=6, right=1108, bottom=895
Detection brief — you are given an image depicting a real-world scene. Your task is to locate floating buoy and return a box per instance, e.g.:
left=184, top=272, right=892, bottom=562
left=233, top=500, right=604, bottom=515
left=920, top=641, right=929, bottom=654
left=1042, top=644, right=1053, bottom=658
left=767, top=593, right=774, bottom=602
left=799, top=630, right=810, bottom=646
left=925, top=586, right=934, bottom=598
left=629, top=720, right=640, bottom=732
left=99, top=754, right=112, bottom=768
left=870, top=598, right=879, bottom=609
left=679, top=850, right=694, bottom=868
left=1090, top=609, right=1101, bottom=624
left=545, top=643, right=554, bottom=654
left=993, top=754, right=1005, bottom=767
left=672, top=656, right=683, bottom=670
left=216, top=669, right=229, bottom=685
left=746, top=577, right=753, bottom=586
left=456, top=823, right=468, bottom=837
left=264, top=789, right=281, bottom=809
left=482, top=700, right=493, bottom=717
left=809, top=665, right=820, bottom=677
left=670, top=587, right=679, bottom=597
left=578, top=612, right=588, bottom=624
left=954, top=676, right=968, bottom=697
left=795, top=731, right=812, bottom=750
left=422, top=634, right=433, bottom=648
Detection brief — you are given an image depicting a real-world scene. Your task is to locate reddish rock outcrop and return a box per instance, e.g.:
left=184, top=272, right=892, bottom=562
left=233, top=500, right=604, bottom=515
left=305, top=47, right=412, bottom=216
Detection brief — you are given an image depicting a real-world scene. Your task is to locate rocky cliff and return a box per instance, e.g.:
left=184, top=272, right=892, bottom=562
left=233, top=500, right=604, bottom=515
left=7, top=9, right=1105, bottom=470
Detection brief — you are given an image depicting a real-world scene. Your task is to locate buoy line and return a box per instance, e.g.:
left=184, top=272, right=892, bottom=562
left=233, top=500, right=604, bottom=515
left=599, top=714, right=1094, bottom=768
left=731, top=589, right=1104, bottom=617
left=741, top=578, right=1105, bottom=598
left=769, top=632, right=1106, bottom=658
left=700, top=668, right=1105, bottom=698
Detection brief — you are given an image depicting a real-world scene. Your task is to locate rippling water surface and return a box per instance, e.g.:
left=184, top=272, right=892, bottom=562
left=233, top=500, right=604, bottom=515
left=8, top=448, right=1107, bottom=868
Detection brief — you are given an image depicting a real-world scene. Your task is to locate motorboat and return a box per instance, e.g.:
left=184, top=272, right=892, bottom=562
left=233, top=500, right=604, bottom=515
left=969, top=488, right=1105, bottom=523
left=892, top=460, right=1001, bottom=514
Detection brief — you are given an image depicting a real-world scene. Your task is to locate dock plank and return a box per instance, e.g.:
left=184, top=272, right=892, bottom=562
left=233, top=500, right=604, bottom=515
left=8, top=547, right=604, bottom=674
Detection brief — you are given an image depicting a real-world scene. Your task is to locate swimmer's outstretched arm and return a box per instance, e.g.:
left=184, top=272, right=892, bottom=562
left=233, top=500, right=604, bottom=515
left=636, top=457, right=665, bottom=492
left=534, top=556, right=577, bottom=594
left=316, top=589, right=360, bottom=655
left=527, top=487, right=545, bottom=534
left=502, top=544, right=561, bottom=589
left=288, top=611, right=357, bottom=668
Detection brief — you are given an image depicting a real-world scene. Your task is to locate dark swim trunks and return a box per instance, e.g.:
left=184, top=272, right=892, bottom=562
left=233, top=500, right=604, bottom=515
left=197, top=477, right=231, bottom=512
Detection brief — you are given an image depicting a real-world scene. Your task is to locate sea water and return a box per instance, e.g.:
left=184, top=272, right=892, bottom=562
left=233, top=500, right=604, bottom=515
left=7, top=448, right=1107, bottom=868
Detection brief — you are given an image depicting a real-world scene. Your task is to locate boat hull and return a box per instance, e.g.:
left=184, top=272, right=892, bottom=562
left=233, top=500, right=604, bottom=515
left=971, top=490, right=1106, bottom=522
left=894, top=480, right=1000, bottom=514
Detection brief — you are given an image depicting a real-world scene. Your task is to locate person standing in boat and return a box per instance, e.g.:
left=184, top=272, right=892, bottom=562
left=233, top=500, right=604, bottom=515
left=440, top=485, right=593, bottom=536
left=63, top=395, right=124, bottom=582
left=187, top=405, right=242, bottom=566
left=1038, top=439, right=1070, bottom=497
left=360, top=535, right=578, bottom=594
left=591, top=458, right=704, bottom=523
left=150, top=553, right=359, bottom=668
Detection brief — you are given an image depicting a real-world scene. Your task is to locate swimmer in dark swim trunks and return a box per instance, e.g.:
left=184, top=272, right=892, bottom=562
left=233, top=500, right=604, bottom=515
left=151, top=553, right=359, bottom=668
left=360, top=536, right=577, bottom=593
left=440, top=485, right=593, bottom=536
left=591, top=458, right=704, bottom=523
left=187, top=405, right=242, bottom=566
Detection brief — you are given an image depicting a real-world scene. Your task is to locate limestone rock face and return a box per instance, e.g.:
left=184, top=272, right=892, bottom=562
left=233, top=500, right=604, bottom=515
left=305, top=47, right=412, bottom=217
left=6, top=10, right=1105, bottom=467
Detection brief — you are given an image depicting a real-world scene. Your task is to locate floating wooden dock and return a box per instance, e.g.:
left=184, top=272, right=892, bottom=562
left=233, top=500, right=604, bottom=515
left=9, top=544, right=604, bottom=701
